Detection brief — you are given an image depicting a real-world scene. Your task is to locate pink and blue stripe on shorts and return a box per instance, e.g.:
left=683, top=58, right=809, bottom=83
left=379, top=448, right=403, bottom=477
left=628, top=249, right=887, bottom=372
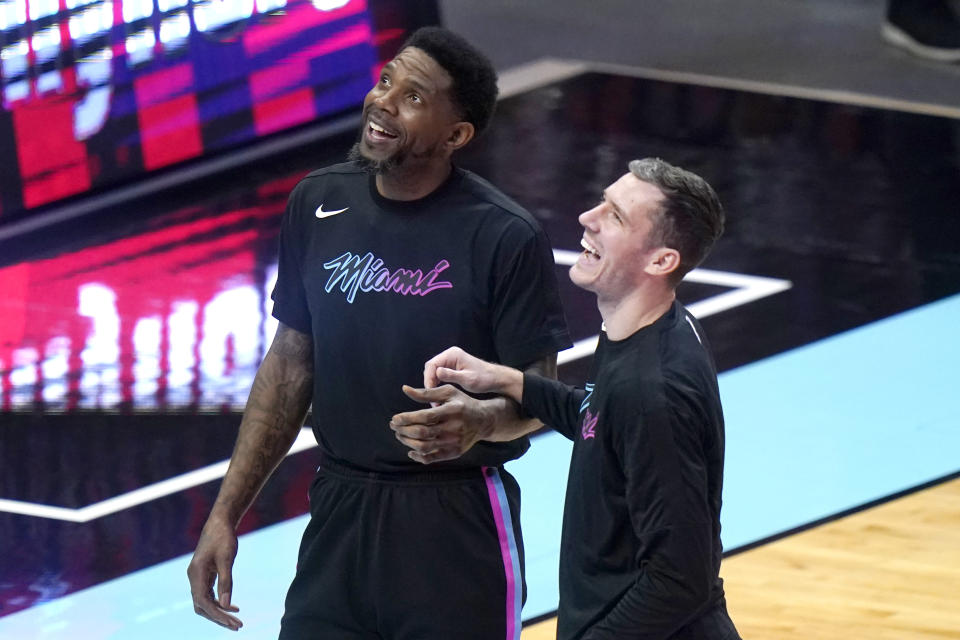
left=482, top=466, right=523, bottom=640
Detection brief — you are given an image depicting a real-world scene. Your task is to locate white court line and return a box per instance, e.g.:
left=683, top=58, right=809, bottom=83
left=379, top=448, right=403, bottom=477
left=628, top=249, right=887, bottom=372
left=684, top=268, right=794, bottom=318
left=498, top=58, right=960, bottom=120
left=1, top=256, right=790, bottom=522
left=586, top=60, right=960, bottom=121
left=498, top=59, right=590, bottom=99
left=551, top=250, right=792, bottom=365
left=0, top=428, right=318, bottom=523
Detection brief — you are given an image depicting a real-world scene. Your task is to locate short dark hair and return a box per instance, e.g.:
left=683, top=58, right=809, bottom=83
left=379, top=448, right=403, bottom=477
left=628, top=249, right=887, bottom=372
left=402, top=26, right=498, bottom=136
left=628, top=158, right=725, bottom=284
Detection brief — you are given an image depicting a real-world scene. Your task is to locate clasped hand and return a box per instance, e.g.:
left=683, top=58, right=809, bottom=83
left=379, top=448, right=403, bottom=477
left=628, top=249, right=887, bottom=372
left=390, top=347, right=506, bottom=464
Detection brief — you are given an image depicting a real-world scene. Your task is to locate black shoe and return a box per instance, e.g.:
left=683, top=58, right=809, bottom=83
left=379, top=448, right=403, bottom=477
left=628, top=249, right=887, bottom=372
left=882, top=0, right=960, bottom=61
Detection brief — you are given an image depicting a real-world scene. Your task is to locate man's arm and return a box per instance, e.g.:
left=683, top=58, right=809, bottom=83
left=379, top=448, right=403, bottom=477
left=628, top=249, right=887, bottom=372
left=390, top=348, right=556, bottom=464
left=584, top=407, right=716, bottom=639
left=583, top=526, right=714, bottom=639
left=187, top=323, right=314, bottom=631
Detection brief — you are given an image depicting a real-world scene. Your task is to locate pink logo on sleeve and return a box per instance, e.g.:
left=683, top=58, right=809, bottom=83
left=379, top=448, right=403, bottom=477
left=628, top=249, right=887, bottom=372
left=322, top=251, right=453, bottom=303
left=581, top=408, right=598, bottom=440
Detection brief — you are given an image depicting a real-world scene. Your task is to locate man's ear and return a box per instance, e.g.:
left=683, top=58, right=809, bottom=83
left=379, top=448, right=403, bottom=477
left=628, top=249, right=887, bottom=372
left=645, top=247, right=681, bottom=277
left=446, top=122, right=475, bottom=152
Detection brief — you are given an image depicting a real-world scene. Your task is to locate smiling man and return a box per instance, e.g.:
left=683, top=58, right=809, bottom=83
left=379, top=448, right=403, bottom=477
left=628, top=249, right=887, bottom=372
left=186, top=27, right=571, bottom=639
left=393, top=159, right=742, bottom=639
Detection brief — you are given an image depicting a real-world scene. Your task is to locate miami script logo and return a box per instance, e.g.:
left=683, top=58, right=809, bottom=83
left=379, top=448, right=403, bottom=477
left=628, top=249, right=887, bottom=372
left=322, top=251, right=453, bottom=303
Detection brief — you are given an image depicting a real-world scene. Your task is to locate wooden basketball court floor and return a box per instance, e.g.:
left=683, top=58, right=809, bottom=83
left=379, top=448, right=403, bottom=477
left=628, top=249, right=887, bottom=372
left=1, top=62, right=959, bottom=638
left=523, top=476, right=960, bottom=639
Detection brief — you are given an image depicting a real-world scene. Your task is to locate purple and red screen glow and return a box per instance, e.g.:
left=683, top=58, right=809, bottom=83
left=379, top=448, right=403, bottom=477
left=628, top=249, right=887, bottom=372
left=0, top=0, right=436, bottom=412
left=0, top=171, right=295, bottom=412
left=0, top=0, right=397, bottom=217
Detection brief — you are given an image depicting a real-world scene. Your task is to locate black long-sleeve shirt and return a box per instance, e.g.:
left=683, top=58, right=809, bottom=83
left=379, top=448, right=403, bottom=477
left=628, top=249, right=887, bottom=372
left=522, top=301, right=733, bottom=640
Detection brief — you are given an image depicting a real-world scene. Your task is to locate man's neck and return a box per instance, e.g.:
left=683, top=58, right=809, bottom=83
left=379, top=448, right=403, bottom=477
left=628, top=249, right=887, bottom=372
left=376, top=161, right=453, bottom=201
left=597, top=284, right=676, bottom=341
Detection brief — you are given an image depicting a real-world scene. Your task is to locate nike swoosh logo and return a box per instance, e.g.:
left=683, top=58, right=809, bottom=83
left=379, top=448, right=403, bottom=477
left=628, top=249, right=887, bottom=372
left=315, top=204, right=349, bottom=218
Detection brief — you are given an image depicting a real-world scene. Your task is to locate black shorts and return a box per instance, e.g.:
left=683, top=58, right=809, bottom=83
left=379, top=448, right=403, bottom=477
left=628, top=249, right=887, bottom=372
left=279, top=456, right=526, bottom=640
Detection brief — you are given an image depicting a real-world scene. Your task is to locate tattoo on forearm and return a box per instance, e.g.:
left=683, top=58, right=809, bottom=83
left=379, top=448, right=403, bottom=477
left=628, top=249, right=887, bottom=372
left=218, top=324, right=314, bottom=520
left=270, top=324, right=315, bottom=362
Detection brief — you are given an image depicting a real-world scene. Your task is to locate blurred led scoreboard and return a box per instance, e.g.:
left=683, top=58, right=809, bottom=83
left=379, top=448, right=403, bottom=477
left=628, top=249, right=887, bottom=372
left=0, top=0, right=434, bottom=219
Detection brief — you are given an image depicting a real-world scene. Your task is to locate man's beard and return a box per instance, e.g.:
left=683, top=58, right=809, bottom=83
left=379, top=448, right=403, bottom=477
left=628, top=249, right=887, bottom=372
left=347, top=141, right=405, bottom=175
left=347, top=134, right=441, bottom=176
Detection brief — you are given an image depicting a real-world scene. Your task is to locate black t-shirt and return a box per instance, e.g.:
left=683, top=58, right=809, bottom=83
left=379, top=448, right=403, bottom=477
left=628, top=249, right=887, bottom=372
left=272, top=161, right=571, bottom=471
left=523, top=301, right=728, bottom=639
